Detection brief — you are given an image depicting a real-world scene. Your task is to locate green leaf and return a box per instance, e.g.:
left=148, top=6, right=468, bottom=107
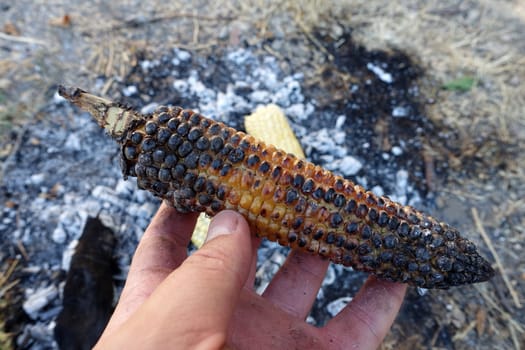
left=442, top=76, right=476, bottom=92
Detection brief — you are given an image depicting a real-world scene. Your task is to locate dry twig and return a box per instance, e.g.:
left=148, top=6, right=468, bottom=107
left=472, top=207, right=521, bottom=308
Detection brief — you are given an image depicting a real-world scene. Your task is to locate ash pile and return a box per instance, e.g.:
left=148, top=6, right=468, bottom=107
left=0, top=32, right=437, bottom=349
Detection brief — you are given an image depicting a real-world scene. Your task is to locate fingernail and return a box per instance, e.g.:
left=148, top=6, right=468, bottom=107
left=206, top=211, right=240, bottom=242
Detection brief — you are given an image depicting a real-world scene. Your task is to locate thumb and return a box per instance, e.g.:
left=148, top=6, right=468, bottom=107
left=141, top=210, right=253, bottom=346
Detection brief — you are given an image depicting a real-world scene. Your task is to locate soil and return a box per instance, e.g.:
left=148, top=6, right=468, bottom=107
left=1, top=1, right=524, bottom=349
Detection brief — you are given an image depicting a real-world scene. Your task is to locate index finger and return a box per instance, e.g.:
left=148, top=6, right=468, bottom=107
left=104, top=202, right=198, bottom=333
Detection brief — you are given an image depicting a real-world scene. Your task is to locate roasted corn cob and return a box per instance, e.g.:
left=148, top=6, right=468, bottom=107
left=58, top=85, right=494, bottom=289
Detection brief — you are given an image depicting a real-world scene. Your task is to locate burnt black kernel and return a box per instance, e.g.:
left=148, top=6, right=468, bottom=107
left=177, top=123, right=190, bottom=136
left=312, top=187, right=325, bottom=200
left=388, top=216, right=400, bottom=230
left=130, top=131, right=143, bottom=144
left=271, top=166, right=282, bottom=179
left=189, top=113, right=202, bottom=125
left=219, top=144, right=233, bottom=157
left=184, top=151, right=199, bottom=169
left=430, top=273, right=444, bottom=284
left=210, top=200, right=222, bottom=212
left=301, top=179, right=315, bottom=193
left=158, top=168, right=171, bottom=182
left=344, top=240, right=357, bottom=250
left=211, top=158, right=223, bottom=170
left=334, top=179, right=344, bottom=191
left=421, top=218, right=432, bottom=229
left=377, top=211, right=389, bottom=227
left=415, top=247, right=430, bottom=261
left=298, top=237, right=307, bottom=247
left=196, top=136, right=210, bottom=151
left=178, top=141, right=193, bottom=157
left=200, top=119, right=211, bottom=129
left=141, top=138, right=156, bottom=152
left=383, top=235, right=398, bottom=249
left=407, top=262, right=419, bottom=272
left=325, top=233, right=335, bottom=244
left=313, top=229, right=324, bottom=240
left=368, top=208, right=378, bottom=222
left=291, top=217, right=303, bottom=229
left=346, top=222, right=358, bottom=234
left=152, top=149, right=165, bottom=163
left=421, top=230, right=433, bottom=244
left=246, top=154, right=260, bottom=167
left=419, top=264, right=431, bottom=274
left=361, top=225, right=372, bottom=239
left=197, top=193, right=212, bottom=205
left=365, top=194, right=377, bottom=206
left=176, top=187, right=195, bottom=200
left=188, top=128, right=202, bottom=141
left=216, top=186, right=226, bottom=200
left=167, top=118, right=180, bottom=131
left=397, top=222, right=410, bottom=237
left=181, top=110, right=192, bottom=121
left=228, top=148, right=245, bottom=163
left=413, top=276, right=426, bottom=287
left=345, top=199, right=357, bottom=213
left=164, top=154, right=177, bottom=168
left=430, top=236, right=444, bottom=249
left=146, top=166, right=158, bottom=179
left=259, top=161, right=271, bottom=173
left=219, top=164, right=232, bottom=177
left=157, top=112, right=170, bottom=124
left=138, top=153, right=152, bottom=166
left=379, top=251, right=393, bottom=262
left=124, top=146, right=138, bottom=160
left=465, top=241, right=477, bottom=254
left=135, top=164, right=146, bottom=177
left=285, top=189, right=299, bottom=204
left=360, top=255, right=378, bottom=268
left=371, top=234, right=382, bottom=248
left=220, top=128, right=231, bottom=139
left=152, top=181, right=167, bottom=194
left=145, top=121, right=158, bottom=135
left=444, top=230, right=457, bottom=241
left=198, top=153, right=212, bottom=168
left=357, top=243, right=372, bottom=255
left=436, top=256, right=453, bottom=272
left=333, top=194, right=346, bottom=208
left=230, top=134, right=241, bottom=146
left=408, top=213, right=419, bottom=224
left=171, top=164, right=186, bottom=179
left=292, top=174, right=305, bottom=188
left=168, top=134, right=183, bottom=150
left=324, top=188, right=336, bottom=202
left=288, top=232, right=298, bottom=243
left=208, top=124, right=221, bottom=135
left=239, top=140, right=250, bottom=150
left=433, top=223, right=444, bottom=234
left=335, top=235, right=345, bottom=247
left=329, top=213, right=343, bottom=228
left=205, top=181, right=216, bottom=195
left=193, top=176, right=206, bottom=192
left=183, top=172, right=197, bottom=186
left=343, top=254, right=353, bottom=264
left=156, top=128, right=171, bottom=145
left=393, top=254, right=408, bottom=268
left=356, top=204, right=368, bottom=218
left=409, top=226, right=422, bottom=240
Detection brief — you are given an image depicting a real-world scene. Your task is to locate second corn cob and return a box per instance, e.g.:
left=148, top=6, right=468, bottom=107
left=58, top=85, right=494, bottom=289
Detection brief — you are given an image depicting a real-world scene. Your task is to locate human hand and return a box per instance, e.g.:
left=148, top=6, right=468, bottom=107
left=95, top=203, right=407, bottom=349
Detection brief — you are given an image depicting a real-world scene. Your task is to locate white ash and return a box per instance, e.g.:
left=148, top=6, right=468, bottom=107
left=392, top=106, right=410, bottom=118
left=23, top=284, right=59, bottom=320
left=366, top=62, right=393, bottom=83
left=326, top=296, right=353, bottom=317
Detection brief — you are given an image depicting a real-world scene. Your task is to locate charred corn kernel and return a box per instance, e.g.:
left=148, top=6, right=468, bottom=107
left=58, top=85, right=495, bottom=289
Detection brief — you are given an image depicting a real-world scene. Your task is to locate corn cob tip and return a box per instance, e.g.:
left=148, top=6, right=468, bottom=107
left=58, top=85, right=137, bottom=139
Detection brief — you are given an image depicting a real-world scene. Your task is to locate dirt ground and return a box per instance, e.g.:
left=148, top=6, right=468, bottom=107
left=1, top=0, right=524, bottom=349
